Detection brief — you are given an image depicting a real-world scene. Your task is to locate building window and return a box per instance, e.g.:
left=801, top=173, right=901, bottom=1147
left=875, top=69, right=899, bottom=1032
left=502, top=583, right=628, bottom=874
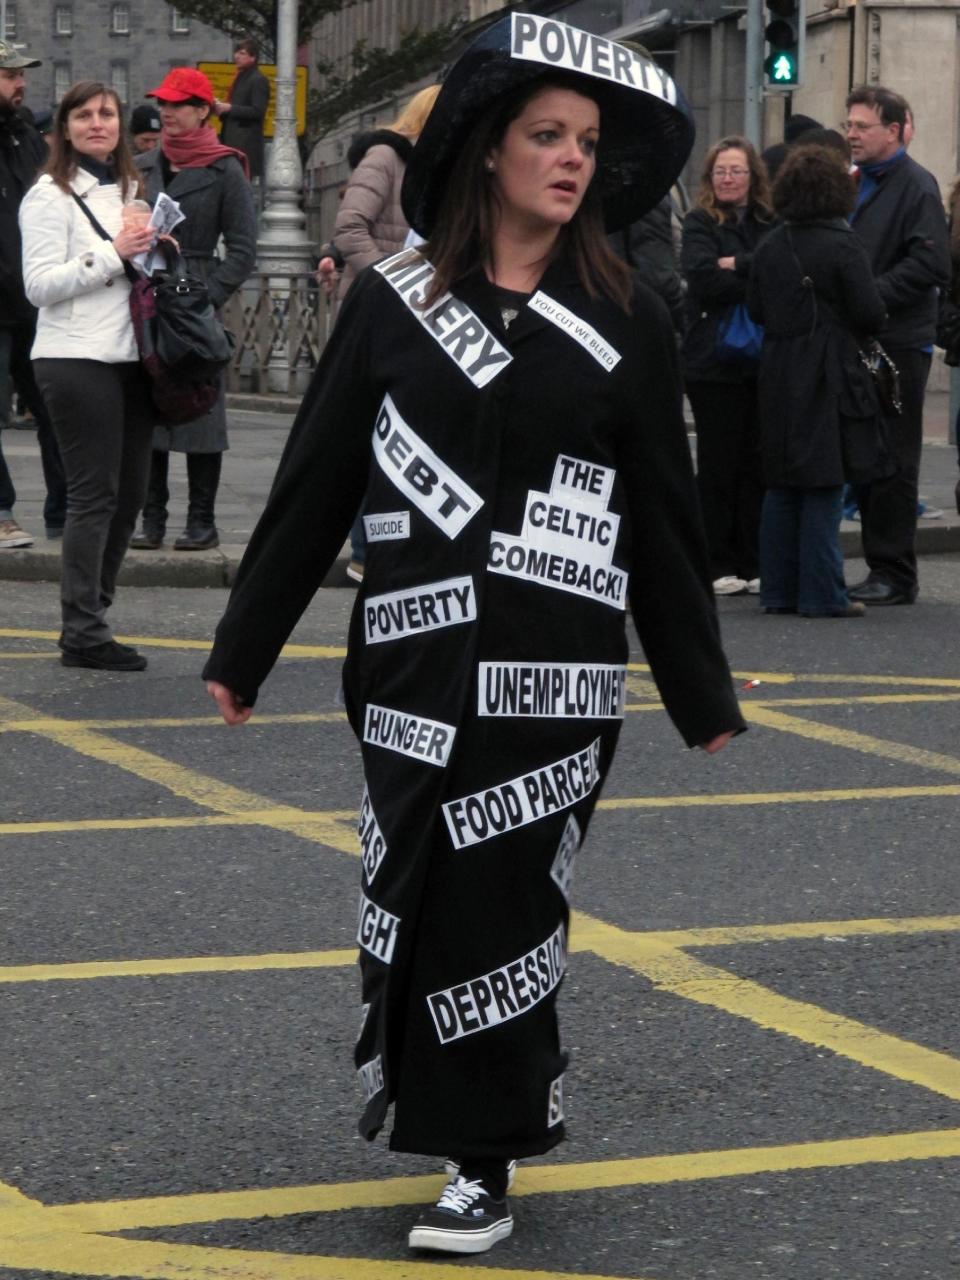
left=54, top=63, right=71, bottom=100
left=55, top=5, right=73, bottom=35
left=110, top=62, right=129, bottom=102
left=111, top=3, right=129, bottom=33
left=3, top=4, right=16, bottom=39
left=170, top=8, right=189, bottom=33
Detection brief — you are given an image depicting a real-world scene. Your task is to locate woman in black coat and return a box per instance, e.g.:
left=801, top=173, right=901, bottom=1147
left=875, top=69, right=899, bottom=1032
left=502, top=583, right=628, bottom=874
left=203, top=14, right=744, bottom=1257
left=747, top=144, right=887, bottom=617
left=681, top=135, right=773, bottom=595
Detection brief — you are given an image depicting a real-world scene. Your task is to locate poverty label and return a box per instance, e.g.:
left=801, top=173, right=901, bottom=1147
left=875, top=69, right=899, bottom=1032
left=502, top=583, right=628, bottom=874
left=364, top=575, right=476, bottom=645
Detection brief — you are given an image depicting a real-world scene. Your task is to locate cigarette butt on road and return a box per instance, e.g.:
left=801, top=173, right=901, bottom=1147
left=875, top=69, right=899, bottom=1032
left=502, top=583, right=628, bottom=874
left=741, top=679, right=761, bottom=690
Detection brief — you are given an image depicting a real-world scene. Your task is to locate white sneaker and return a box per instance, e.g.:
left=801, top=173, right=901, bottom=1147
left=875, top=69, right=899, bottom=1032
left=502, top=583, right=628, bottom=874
left=0, top=517, right=34, bottom=549
left=746, top=578, right=761, bottom=594
left=713, top=575, right=747, bottom=595
left=409, top=1176, right=513, bottom=1254
left=918, top=506, right=943, bottom=520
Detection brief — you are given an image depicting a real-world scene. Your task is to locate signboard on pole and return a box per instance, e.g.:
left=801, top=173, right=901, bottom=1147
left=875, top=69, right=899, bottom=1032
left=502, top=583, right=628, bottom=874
left=198, top=62, right=308, bottom=137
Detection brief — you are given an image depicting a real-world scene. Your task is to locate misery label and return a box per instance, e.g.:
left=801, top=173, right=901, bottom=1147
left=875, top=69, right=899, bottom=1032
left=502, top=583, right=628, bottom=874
left=511, top=12, right=678, bottom=104
left=372, top=394, right=483, bottom=538
left=358, top=1054, right=384, bottom=1103
left=358, top=785, right=387, bottom=883
left=427, top=922, right=567, bottom=1043
left=375, top=249, right=512, bottom=387
left=363, top=702, right=456, bottom=767
left=478, top=661, right=626, bottom=718
left=550, top=814, right=581, bottom=903
left=442, top=737, right=602, bottom=849
left=363, top=510, right=410, bottom=542
left=357, top=891, right=400, bottom=964
left=489, top=454, right=626, bottom=609
left=364, top=575, right=476, bottom=645
left=528, top=292, right=621, bottom=371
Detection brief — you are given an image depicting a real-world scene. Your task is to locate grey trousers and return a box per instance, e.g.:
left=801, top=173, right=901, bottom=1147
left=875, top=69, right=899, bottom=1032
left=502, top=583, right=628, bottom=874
left=33, top=359, right=155, bottom=649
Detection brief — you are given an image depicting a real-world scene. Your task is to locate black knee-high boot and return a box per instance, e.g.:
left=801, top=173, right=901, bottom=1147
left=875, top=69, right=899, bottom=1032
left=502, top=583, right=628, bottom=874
left=174, top=451, right=222, bottom=550
left=130, top=449, right=169, bottom=549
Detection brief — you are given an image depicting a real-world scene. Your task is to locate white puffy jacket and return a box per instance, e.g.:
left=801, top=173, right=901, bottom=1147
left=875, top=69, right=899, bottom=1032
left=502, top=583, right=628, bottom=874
left=20, top=168, right=138, bottom=363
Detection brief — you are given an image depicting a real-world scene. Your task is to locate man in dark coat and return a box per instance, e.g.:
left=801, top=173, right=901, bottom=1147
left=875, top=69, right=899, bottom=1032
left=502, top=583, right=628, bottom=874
left=214, top=37, right=270, bottom=183
left=0, top=38, right=66, bottom=548
left=844, top=86, right=950, bottom=605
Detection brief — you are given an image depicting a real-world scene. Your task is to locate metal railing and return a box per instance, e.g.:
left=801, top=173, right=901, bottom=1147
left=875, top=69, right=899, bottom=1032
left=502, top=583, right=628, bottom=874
left=222, top=272, right=334, bottom=395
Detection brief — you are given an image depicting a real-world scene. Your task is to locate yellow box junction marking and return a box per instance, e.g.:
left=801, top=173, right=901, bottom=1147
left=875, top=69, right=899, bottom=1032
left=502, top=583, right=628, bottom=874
left=4, top=650, right=960, bottom=1277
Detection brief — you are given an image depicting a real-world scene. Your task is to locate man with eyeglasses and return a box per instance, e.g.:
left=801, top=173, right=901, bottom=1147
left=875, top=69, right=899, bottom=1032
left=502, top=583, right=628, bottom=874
left=842, top=86, right=949, bottom=606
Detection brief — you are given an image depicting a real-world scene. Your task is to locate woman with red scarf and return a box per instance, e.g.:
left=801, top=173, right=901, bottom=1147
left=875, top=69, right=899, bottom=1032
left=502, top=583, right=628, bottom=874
left=130, top=68, right=256, bottom=552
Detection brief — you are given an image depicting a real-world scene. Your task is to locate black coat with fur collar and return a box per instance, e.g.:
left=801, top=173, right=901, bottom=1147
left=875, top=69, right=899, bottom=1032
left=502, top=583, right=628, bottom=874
left=204, top=247, right=744, bottom=1159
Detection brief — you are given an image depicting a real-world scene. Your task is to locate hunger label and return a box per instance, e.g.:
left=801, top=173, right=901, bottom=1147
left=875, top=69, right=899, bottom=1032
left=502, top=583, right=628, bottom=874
left=511, top=12, right=677, bottom=104
left=528, top=291, right=621, bottom=371
left=364, top=575, right=476, bottom=644
left=427, top=922, right=566, bottom=1043
left=363, top=511, right=410, bottom=542
left=363, top=702, right=456, bottom=767
left=442, top=737, right=602, bottom=849
left=372, top=394, right=483, bottom=539
left=357, top=891, right=400, bottom=964
left=358, top=785, right=387, bottom=883
left=489, top=454, right=625, bottom=609
left=376, top=249, right=512, bottom=387
left=478, top=662, right=626, bottom=718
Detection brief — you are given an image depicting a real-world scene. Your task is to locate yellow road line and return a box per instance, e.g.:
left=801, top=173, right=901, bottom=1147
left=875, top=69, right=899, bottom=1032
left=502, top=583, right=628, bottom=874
left=1, top=712, right=348, bottom=732
left=598, top=783, right=960, bottom=809
left=40, top=1127, right=960, bottom=1234
left=576, top=914, right=960, bottom=1102
left=0, top=629, right=346, bottom=659
left=744, top=704, right=960, bottom=776
left=0, top=809, right=357, bottom=837
left=0, top=949, right=356, bottom=984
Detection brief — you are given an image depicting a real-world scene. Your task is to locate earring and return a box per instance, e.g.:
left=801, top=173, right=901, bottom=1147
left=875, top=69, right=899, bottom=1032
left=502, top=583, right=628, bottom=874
left=485, top=159, right=495, bottom=172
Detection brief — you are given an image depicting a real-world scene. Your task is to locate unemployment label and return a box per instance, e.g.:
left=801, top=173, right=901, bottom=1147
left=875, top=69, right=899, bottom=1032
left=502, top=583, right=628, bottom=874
left=442, top=737, right=602, bottom=850
left=478, top=661, right=626, bottom=718
left=511, top=12, right=677, bottom=104
left=428, top=922, right=567, bottom=1044
left=376, top=249, right=512, bottom=387
left=372, top=394, right=483, bottom=538
left=364, top=575, right=476, bottom=644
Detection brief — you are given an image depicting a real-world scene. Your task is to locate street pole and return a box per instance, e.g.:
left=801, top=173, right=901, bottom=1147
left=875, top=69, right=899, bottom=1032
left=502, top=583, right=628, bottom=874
left=744, top=0, right=763, bottom=147
left=256, top=0, right=314, bottom=391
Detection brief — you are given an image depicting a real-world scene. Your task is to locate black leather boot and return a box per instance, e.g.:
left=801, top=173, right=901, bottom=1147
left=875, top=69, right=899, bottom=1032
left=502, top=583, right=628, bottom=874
left=131, top=450, right=169, bottom=548
left=174, top=452, right=221, bottom=550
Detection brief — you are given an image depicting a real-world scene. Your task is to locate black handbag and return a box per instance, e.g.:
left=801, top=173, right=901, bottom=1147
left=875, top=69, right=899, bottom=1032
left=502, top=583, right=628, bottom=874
left=71, top=195, right=235, bottom=424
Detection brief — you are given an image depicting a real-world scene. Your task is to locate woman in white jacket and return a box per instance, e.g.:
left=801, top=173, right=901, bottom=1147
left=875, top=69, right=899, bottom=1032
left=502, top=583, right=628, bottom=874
left=20, top=81, right=157, bottom=671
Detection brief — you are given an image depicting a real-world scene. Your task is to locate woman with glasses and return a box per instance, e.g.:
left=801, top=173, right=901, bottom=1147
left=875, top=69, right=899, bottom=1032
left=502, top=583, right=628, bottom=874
left=681, top=136, right=773, bottom=596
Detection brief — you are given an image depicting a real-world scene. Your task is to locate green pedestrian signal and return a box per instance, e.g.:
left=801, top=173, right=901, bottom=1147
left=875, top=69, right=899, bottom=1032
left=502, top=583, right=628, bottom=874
left=763, top=0, right=804, bottom=90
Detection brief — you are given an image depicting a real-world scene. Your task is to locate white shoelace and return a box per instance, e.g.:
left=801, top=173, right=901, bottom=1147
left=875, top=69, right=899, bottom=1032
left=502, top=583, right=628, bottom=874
left=436, top=1176, right=485, bottom=1214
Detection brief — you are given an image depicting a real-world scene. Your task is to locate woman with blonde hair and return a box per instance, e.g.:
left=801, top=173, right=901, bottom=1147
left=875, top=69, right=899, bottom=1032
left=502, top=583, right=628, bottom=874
left=20, top=80, right=157, bottom=670
left=681, top=134, right=773, bottom=596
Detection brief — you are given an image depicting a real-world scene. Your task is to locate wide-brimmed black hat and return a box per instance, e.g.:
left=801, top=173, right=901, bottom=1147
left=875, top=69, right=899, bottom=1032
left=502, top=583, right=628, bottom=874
left=402, top=12, right=694, bottom=237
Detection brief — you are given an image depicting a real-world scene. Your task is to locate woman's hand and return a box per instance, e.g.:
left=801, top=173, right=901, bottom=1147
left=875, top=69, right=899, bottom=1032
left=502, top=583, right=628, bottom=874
left=717, top=255, right=737, bottom=271
left=112, top=225, right=156, bottom=261
left=316, top=256, right=339, bottom=297
left=207, top=680, right=252, bottom=725
left=700, top=730, right=735, bottom=754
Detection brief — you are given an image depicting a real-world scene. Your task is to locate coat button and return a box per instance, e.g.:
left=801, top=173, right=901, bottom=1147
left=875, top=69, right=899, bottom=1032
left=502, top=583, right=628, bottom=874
left=105, top=278, right=114, bottom=287
left=84, top=256, right=94, bottom=268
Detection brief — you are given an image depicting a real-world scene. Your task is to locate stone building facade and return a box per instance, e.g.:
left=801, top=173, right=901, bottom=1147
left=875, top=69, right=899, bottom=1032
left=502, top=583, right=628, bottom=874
left=2, top=0, right=229, bottom=120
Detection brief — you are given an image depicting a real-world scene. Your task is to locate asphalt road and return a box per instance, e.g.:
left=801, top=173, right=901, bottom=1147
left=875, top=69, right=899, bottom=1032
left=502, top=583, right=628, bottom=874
left=1, top=559, right=959, bottom=1280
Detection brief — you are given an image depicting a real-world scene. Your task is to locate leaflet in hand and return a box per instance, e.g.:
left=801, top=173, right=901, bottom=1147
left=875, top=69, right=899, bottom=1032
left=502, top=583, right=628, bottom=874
left=133, top=193, right=186, bottom=275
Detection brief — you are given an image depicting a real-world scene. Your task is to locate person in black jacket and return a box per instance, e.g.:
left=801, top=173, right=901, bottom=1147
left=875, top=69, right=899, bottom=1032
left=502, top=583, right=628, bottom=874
left=843, top=86, right=950, bottom=605
left=214, top=37, right=270, bottom=186
left=203, top=13, right=745, bottom=1257
left=0, top=38, right=66, bottom=548
left=748, top=144, right=887, bottom=617
left=681, top=135, right=774, bottom=595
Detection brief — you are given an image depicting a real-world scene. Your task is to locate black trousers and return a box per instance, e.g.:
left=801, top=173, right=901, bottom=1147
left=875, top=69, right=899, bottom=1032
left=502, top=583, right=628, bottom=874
left=855, top=348, right=930, bottom=595
left=33, top=359, right=154, bottom=649
left=687, top=378, right=764, bottom=582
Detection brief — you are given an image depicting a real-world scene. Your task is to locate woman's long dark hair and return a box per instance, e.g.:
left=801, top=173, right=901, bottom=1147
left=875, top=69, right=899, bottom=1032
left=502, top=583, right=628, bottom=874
left=45, top=81, right=142, bottom=200
left=422, top=75, right=634, bottom=312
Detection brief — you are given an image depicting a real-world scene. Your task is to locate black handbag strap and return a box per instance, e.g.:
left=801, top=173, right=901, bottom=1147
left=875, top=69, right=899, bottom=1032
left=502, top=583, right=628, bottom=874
left=784, top=225, right=819, bottom=337
left=71, top=192, right=140, bottom=285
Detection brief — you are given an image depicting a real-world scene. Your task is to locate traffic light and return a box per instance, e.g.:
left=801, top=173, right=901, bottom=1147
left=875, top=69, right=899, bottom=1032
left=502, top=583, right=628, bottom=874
left=763, top=0, right=805, bottom=90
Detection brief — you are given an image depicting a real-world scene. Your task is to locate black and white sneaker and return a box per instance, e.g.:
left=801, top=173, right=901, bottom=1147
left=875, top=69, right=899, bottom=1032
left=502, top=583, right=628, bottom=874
left=444, top=1157, right=517, bottom=1190
left=408, top=1175, right=513, bottom=1254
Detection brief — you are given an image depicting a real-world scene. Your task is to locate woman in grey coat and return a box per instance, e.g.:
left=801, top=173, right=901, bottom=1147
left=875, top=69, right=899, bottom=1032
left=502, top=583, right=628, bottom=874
left=130, top=67, right=256, bottom=551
